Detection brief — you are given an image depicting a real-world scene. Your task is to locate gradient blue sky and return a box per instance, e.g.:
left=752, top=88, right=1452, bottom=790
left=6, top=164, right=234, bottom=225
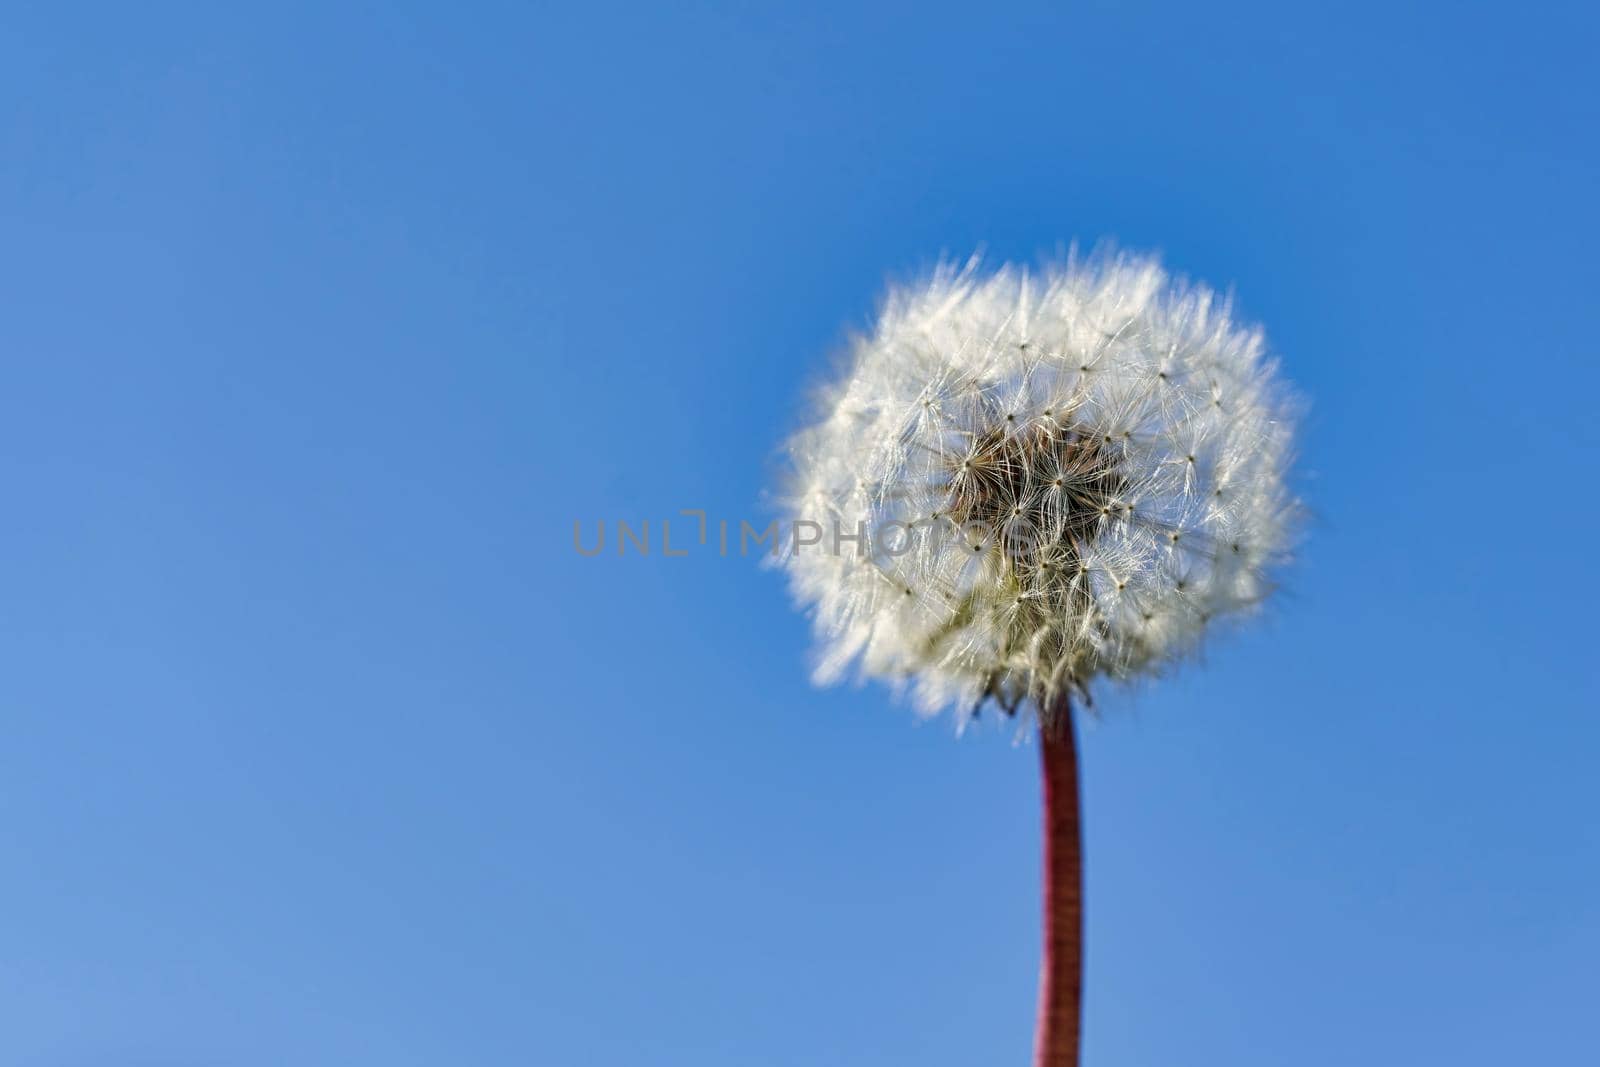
left=3, top=3, right=1597, bottom=1065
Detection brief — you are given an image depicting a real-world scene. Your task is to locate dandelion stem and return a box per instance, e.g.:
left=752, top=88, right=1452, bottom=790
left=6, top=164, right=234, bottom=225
left=1034, top=700, right=1082, bottom=1067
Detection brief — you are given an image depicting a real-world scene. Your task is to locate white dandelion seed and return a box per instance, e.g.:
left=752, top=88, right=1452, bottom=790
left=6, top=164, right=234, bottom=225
left=779, top=249, right=1299, bottom=724
left=774, top=248, right=1302, bottom=1067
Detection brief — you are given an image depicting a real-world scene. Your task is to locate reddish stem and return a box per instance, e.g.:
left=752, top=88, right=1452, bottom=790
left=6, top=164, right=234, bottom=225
left=1033, top=704, right=1082, bottom=1067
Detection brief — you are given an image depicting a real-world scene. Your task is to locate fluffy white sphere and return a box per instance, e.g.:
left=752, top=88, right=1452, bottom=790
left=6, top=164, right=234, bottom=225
left=779, top=251, right=1300, bottom=723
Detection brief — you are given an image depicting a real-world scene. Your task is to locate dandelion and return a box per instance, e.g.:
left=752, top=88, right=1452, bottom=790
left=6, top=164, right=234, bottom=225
left=777, top=249, right=1300, bottom=1066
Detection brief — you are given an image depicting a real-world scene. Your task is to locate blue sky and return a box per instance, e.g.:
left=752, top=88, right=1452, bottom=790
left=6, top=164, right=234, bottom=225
left=2, top=3, right=1596, bottom=1064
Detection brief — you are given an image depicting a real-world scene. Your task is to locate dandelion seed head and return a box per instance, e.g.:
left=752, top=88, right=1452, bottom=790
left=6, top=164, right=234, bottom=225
left=779, top=250, right=1301, bottom=726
